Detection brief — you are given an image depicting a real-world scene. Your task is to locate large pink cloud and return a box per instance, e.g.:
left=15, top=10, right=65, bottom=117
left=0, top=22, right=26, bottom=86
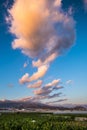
left=8, top=0, right=75, bottom=62
left=6, top=0, right=75, bottom=104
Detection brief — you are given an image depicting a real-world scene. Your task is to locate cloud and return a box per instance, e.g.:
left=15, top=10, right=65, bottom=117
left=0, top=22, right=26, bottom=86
left=27, top=80, right=42, bottom=88
left=19, top=73, right=29, bottom=84
left=47, top=92, right=62, bottom=99
left=34, top=79, right=62, bottom=96
left=45, top=79, right=61, bottom=88
left=29, top=65, right=49, bottom=81
left=7, top=0, right=75, bottom=104
left=46, top=98, right=68, bottom=104
left=19, top=65, right=49, bottom=84
left=23, top=62, right=28, bottom=68
left=34, top=87, right=52, bottom=96
left=53, top=86, right=64, bottom=90
left=32, top=52, right=58, bottom=67
left=7, top=0, right=75, bottom=63
left=27, top=95, right=48, bottom=102
left=66, top=80, right=73, bottom=85
left=17, top=96, right=32, bottom=102
left=31, top=92, right=62, bottom=102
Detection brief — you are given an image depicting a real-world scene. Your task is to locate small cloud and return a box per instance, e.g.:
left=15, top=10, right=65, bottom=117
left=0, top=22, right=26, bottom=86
left=23, top=62, right=28, bottom=68
left=66, top=80, right=73, bottom=85
left=23, top=60, right=29, bottom=68
left=45, top=79, right=61, bottom=88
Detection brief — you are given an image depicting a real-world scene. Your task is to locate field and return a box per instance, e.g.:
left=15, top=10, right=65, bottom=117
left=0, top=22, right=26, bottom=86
left=0, top=112, right=87, bottom=130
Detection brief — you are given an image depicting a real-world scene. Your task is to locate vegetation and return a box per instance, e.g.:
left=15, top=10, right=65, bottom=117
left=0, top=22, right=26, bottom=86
left=0, top=112, right=87, bottom=130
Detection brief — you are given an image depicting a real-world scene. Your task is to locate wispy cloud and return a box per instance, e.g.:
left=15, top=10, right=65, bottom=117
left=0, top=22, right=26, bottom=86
left=32, top=52, right=58, bottom=68
left=17, top=96, right=32, bottom=102
left=32, top=92, right=62, bottom=102
left=34, top=87, right=51, bottom=96
left=66, top=80, right=73, bottom=85
left=53, top=86, right=64, bottom=90
left=47, top=92, right=62, bottom=99
left=34, top=79, right=63, bottom=96
left=23, top=62, right=28, bottom=68
left=19, top=65, right=49, bottom=84
left=19, top=73, right=29, bottom=84
left=46, top=98, right=68, bottom=104
left=27, top=80, right=42, bottom=88
left=45, top=79, right=61, bottom=88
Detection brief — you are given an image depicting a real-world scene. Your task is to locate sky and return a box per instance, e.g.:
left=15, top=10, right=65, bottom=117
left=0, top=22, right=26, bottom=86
left=0, top=0, right=87, bottom=105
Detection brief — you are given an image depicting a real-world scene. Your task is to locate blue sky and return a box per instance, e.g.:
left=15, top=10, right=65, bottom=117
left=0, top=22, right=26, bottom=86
left=0, top=0, right=87, bottom=105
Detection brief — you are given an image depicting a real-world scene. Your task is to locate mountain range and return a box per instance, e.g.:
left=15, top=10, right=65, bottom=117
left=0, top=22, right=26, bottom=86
left=0, top=100, right=87, bottom=111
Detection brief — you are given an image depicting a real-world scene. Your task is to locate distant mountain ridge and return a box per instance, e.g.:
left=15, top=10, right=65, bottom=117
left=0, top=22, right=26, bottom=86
left=0, top=100, right=87, bottom=111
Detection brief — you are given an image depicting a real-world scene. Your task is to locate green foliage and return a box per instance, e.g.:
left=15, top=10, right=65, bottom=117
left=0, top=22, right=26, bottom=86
left=0, top=113, right=87, bottom=130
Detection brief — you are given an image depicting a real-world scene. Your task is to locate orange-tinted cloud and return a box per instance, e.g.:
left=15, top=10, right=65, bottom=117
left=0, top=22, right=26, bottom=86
left=19, top=65, right=49, bottom=84
left=34, top=79, right=62, bottom=96
left=27, top=80, right=42, bottom=88
left=7, top=0, right=75, bottom=103
left=8, top=0, right=75, bottom=62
